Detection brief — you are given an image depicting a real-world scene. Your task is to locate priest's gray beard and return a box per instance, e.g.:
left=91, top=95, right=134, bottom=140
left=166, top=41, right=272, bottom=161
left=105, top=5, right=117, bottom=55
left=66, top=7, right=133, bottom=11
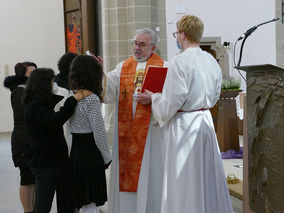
left=135, top=53, right=152, bottom=62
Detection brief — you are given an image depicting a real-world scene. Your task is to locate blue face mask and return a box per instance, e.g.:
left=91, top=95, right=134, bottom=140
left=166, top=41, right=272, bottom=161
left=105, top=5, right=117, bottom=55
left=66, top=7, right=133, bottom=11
left=176, top=40, right=182, bottom=50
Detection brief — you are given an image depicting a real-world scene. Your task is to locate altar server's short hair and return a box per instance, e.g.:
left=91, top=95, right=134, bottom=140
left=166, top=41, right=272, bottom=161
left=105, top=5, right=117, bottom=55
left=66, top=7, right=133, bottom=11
left=177, top=15, right=204, bottom=44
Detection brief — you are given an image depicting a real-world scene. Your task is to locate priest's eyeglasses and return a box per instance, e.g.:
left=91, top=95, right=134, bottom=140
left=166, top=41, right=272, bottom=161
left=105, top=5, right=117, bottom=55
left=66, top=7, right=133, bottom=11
left=131, top=41, right=153, bottom=48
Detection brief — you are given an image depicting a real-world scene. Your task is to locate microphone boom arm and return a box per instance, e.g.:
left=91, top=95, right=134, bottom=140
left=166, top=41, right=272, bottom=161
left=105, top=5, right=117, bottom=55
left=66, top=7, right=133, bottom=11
left=256, top=18, right=279, bottom=28
left=237, top=18, right=279, bottom=41
left=236, top=18, right=280, bottom=67
left=237, top=35, right=249, bottom=67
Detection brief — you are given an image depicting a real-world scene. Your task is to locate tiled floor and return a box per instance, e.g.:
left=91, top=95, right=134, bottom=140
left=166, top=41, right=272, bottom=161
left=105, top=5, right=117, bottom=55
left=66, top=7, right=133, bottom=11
left=223, top=135, right=243, bottom=181
left=222, top=136, right=243, bottom=213
left=0, top=133, right=242, bottom=213
left=0, top=133, right=30, bottom=213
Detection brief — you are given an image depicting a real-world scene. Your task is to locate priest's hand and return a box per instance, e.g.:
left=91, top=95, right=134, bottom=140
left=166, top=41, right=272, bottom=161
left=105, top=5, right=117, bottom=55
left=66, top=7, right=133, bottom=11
left=92, top=54, right=103, bottom=68
left=137, top=90, right=153, bottom=105
left=94, top=55, right=103, bottom=68
left=86, top=50, right=104, bottom=68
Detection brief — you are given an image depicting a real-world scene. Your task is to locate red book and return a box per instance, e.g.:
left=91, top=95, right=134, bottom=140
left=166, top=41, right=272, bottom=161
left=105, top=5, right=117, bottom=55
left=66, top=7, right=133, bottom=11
left=141, top=66, right=168, bottom=93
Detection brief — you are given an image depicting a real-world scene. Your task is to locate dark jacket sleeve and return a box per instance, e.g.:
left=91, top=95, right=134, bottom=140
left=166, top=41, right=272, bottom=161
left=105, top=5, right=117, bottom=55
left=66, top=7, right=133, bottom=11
left=11, top=87, right=26, bottom=135
left=4, top=75, right=27, bottom=91
left=31, top=96, right=77, bottom=128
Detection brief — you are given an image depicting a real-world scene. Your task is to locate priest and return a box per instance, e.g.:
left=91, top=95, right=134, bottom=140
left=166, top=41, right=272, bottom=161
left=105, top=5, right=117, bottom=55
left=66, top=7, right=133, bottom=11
left=138, top=15, right=233, bottom=213
left=103, top=28, right=168, bottom=213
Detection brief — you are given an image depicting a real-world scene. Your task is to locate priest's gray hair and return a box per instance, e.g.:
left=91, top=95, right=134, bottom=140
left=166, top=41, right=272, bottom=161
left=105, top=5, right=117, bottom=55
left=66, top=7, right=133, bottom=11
left=134, top=28, right=160, bottom=46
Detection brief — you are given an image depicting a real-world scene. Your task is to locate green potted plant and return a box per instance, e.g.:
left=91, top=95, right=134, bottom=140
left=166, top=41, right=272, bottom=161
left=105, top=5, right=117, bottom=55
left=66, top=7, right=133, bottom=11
left=221, top=78, right=242, bottom=99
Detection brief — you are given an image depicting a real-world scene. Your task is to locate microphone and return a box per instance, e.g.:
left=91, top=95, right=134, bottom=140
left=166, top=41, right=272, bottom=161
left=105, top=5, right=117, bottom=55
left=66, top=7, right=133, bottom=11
left=237, top=26, right=257, bottom=41
left=237, top=18, right=280, bottom=41
left=236, top=18, right=280, bottom=68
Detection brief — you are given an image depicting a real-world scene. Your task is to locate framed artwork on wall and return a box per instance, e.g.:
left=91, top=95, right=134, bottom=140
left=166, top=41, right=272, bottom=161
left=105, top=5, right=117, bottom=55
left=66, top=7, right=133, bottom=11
left=64, top=0, right=82, bottom=54
left=63, top=0, right=99, bottom=54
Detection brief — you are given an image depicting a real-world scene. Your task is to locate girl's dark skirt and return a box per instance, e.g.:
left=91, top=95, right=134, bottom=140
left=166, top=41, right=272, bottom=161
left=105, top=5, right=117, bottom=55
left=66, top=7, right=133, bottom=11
left=70, top=133, right=107, bottom=209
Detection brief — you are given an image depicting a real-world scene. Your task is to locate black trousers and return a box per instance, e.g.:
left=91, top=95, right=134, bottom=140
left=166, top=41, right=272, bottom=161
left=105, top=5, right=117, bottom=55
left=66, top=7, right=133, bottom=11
left=56, top=164, right=73, bottom=213
left=31, top=166, right=57, bottom=213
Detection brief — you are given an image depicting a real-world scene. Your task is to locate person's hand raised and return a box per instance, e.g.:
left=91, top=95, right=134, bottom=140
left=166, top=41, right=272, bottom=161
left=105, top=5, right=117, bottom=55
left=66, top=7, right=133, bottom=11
left=94, top=55, right=103, bottom=68
left=73, top=89, right=93, bottom=101
left=86, top=50, right=103, bottom=68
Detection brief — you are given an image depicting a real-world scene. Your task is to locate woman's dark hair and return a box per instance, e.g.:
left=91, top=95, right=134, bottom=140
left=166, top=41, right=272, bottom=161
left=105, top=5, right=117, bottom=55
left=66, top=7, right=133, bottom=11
left=69, top=55, right=103, bottom=101
left=23, top=68, right=55, bottom=104
left=14, top=61, right=37, bottom=77
left=23, top=61, right=37, bottom=69
left=14, top=63, right=27, bottom=77
left=58, top=52, right=77, bottom=76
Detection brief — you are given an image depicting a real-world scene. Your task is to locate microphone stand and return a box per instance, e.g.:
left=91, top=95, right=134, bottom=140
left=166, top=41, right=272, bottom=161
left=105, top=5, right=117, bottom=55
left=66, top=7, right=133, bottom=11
left=237, top=35, right=249, bottom=67
left=237, top=18, right=279, bottom=67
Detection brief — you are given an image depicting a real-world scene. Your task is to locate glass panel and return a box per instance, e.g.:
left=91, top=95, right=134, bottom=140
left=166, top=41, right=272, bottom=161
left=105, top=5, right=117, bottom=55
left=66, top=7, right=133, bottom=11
left=65, top=11, right=82, bottom=54
left=64, top=0, right=80, bottom=11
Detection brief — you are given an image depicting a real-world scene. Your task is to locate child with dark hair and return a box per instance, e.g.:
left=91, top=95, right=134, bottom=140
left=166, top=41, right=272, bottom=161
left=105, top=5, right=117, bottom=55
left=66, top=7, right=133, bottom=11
left=53, top=52, right=78, bottom=152
left=54, top=52, right=78, bottom=213
left=23, top=68, right=91, bottom=213
left=68, top=55, right=111, bottom=213
left=3, top=61, right=37, bottom=213
left=55, top=52, right=77, bottom=89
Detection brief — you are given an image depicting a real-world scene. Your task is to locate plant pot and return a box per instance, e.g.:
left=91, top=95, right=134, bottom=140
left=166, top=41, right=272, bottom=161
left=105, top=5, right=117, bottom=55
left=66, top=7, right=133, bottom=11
left=220, top=90, right=242, bottom=99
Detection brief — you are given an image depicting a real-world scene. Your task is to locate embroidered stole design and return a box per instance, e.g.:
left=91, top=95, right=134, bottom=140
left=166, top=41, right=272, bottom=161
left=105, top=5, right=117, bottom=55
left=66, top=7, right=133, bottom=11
left=118, top=54, right=164, bottom=192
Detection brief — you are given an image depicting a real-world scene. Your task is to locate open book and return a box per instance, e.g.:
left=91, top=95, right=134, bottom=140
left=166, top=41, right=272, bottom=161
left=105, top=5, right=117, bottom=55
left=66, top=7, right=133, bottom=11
left=141, top=66, right=168, bottom=93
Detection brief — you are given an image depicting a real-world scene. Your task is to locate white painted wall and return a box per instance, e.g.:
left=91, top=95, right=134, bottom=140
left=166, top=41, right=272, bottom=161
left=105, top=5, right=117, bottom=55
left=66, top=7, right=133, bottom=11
left=166, top=0, right=276, bottom=90
left=0, top=0, right=66, bottom=132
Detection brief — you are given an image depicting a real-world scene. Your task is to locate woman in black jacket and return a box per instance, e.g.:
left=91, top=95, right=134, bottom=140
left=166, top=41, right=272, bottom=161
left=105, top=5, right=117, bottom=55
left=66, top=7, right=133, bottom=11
left=4, top=62, right=37, bottom=213
left=23, top=68, right=90, bottom=213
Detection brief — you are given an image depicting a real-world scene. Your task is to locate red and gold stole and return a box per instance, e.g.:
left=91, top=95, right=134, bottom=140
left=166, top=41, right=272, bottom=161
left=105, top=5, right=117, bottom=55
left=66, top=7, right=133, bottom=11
left=118, top=54, right=164, bottom=192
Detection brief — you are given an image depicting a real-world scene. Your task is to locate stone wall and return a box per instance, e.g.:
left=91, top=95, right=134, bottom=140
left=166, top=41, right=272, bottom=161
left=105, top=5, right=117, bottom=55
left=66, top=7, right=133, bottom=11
left=247, top=67, right=284, bottom=212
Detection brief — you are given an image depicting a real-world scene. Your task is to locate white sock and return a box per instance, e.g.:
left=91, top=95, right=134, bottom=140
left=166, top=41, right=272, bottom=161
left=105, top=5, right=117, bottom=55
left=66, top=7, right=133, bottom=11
left=79, top=203, right=99, bottom=213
